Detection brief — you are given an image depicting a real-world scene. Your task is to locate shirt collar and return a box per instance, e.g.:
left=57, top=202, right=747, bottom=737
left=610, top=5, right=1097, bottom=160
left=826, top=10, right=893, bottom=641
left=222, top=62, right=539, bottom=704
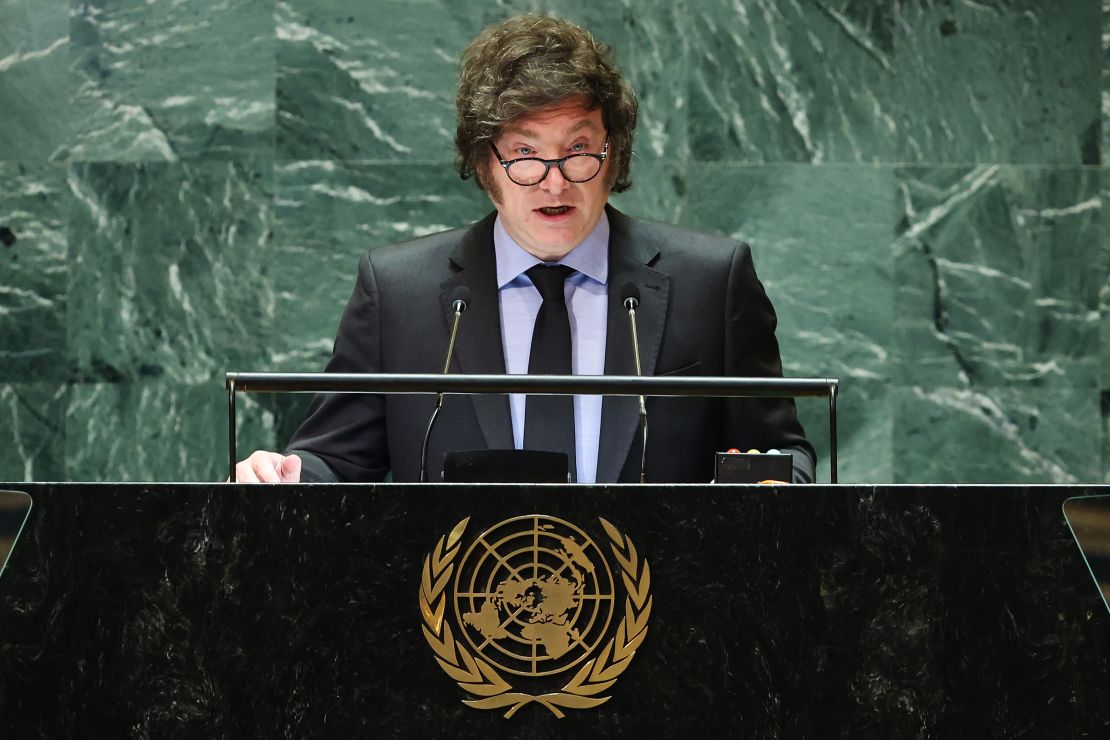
left=494, top=211, right=610, bottom=288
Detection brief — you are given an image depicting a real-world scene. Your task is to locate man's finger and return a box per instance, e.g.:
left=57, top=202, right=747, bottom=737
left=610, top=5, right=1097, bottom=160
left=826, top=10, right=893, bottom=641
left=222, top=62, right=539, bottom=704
left=280, top=454, right=301, bottom=482
left=250, top=451, right=282, bottom=483
left=233, top=460, right=260, bottom=483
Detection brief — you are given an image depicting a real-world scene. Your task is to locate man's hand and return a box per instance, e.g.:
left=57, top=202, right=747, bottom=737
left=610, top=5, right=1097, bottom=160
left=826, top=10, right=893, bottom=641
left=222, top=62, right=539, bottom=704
left=229, top=451, right=302, bottom=483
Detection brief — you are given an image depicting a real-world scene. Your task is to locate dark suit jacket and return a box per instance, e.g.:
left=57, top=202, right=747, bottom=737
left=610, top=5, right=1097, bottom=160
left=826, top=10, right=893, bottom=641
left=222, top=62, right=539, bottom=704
left=286, top=205, right=816, bottom=483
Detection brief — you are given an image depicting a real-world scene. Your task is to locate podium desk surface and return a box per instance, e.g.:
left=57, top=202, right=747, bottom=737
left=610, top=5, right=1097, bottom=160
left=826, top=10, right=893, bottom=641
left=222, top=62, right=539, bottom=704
left=1, top=483, right=1107, bottom=738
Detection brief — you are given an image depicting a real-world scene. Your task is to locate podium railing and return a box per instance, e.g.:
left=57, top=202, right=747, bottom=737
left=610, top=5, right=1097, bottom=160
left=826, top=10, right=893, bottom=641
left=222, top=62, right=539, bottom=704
left=224, top=372, right=840, bottom=482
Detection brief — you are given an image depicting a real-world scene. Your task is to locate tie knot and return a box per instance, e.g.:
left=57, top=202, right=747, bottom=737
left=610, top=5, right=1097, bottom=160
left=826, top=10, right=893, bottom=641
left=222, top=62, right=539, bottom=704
left=526, top=265, right=574, bottom=302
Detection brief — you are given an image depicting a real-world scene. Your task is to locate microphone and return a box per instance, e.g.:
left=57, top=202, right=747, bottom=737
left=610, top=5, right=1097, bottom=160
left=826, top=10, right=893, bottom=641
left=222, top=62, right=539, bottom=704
left=621, top=282, right=648, bottom=483
left=420, top=286, right=471, bottom=482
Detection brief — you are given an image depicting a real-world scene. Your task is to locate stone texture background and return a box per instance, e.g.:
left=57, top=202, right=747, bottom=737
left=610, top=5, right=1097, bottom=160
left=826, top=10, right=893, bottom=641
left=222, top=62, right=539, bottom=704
left=0, top=0, right=1105, bottom=483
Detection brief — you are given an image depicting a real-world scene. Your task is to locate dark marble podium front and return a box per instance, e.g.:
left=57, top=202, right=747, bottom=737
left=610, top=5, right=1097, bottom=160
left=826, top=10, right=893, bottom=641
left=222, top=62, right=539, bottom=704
left=0, top=484, right=1106, bottom=738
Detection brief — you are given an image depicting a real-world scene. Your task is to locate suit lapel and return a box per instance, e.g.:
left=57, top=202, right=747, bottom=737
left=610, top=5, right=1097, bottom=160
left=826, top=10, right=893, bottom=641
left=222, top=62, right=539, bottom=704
left=440, top=213, right=515, bottom=450
left=596, top=207, right=670, bottom=483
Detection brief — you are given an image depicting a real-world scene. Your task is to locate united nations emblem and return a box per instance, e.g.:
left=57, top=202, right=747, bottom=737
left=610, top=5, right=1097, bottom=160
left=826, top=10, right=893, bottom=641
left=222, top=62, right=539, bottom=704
left=418, top=515, right=652, bottom=718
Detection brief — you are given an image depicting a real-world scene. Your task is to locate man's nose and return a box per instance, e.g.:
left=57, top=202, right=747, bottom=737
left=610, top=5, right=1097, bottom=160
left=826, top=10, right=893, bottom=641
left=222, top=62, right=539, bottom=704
left=541, top=164, right=569, bottom=194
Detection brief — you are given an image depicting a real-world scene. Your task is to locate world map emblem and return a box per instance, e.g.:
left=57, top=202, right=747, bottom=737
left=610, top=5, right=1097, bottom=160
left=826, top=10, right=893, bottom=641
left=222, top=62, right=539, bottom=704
left=419, top=515, right=653, bottom=718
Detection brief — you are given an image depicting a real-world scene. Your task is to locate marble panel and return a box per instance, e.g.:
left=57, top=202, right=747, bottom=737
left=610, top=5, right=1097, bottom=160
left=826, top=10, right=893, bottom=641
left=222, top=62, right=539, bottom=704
left=893, top=385, right=1100, bottom=484
left=64, top=382, right=275, bottom=482
left=1102, top=390, right=1109, bottom=483
left=894, top=0, right=1100, bottom=165
left=686, top=164, right=895, bottom=381
left=686, top=163, right=896, bottom=482
left=275, top=0, right=450, bottom=161
left=65, top=0, right=274, bottom=161
left=688, top=0, right=899, bottom=163
left=0, top=163, right=69, bottom=381
left=1102, top=171, right=1110, bottom=389
left=0, top=0, right=73, bottom=161
left=270, top=160, right=490, bottom=371
left=0, top=384, right=66, bottom=481
left=608, top=159, right=687, bottom=226
left=1104, top=0, right=1109, bottom=158
left=66, top=161, right=275, bottom=384
left=894, top=166, right=1103, bottom=392
left=796, top=379, right=891, bottom=484
left=1103, top=168, right=1109, bottom=482
left=276, top=0, right=685, bottom=162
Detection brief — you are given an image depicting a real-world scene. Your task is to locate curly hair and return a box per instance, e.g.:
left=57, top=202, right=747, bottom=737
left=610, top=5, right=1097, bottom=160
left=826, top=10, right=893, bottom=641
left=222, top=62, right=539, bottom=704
left=455, top=14, right=638, bottom=195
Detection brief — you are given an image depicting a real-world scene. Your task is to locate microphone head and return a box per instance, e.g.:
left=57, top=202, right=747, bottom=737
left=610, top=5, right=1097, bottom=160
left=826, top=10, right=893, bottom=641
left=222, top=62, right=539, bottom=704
left=451, top=286, right=472, bottom=312
left=621, top=281, right=640, bottom=310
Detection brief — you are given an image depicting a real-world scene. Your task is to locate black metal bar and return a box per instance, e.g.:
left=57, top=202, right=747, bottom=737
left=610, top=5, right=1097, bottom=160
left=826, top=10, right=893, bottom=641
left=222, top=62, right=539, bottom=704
left=226, top=372, right=837, bottom=398
left=224, top=372, right=841, bottom=483
left=829, top=383, right=838, bottom=485
left=228, top=377, right=237, bottom=483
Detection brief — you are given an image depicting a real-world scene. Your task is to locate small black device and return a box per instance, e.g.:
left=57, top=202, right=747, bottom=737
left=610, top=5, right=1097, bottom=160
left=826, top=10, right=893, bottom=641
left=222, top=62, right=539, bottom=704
left=715, top=451, right=793, bottom=483
left=442, top=449, right=570, bottom=483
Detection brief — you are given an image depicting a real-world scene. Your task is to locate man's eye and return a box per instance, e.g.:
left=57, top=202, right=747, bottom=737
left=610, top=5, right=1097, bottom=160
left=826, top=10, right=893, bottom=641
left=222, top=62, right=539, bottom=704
left=569, top=142, right=587, bottom=153
left=515, top=146, right=534, bottom=157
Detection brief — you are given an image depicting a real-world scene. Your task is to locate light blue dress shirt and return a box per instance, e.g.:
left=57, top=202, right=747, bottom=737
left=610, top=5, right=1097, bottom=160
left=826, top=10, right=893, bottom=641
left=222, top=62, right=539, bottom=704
left=493, top=214, right=609, bottom=484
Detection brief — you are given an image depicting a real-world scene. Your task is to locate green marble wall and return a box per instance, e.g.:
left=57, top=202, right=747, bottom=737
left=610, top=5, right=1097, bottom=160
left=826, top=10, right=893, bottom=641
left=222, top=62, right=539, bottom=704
left=0, top=0, right=1105, bottom=484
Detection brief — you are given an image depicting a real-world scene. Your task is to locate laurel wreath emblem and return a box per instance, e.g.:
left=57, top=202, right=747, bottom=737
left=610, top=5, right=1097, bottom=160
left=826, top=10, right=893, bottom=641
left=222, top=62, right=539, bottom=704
left=418, top=516, right=652, bottom=718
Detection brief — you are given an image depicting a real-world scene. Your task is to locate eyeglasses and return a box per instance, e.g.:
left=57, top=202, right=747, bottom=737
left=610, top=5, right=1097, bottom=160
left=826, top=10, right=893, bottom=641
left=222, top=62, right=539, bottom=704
left=490, top=138, right=608, bottom=186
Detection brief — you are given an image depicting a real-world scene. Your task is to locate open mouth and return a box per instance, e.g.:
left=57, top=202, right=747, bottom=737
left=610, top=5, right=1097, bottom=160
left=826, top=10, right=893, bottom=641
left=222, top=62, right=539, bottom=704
left=537, top=206, right=573, bottom=217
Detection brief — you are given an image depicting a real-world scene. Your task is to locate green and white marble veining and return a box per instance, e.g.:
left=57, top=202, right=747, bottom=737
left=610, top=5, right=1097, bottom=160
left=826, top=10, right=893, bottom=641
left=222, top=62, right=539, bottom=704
left=690, top=0, right=1099, bottom=164
left=0, top=0, right=1106, bottom=482
left=270, top=161, right=490, bottom=371
left=1103, top=391, right=1110, bottom=484
left=1096, top=162, right=1107, bottom=482
left=609, top=159, right=688, bottom=226
left=0, top=384, right=66, bottom=481
left=65, top=0, right=275, bottom=161
left=800, top=379, right=892, bottom=484
left=64, top=382, right=274, bottom=482
left=1102, top=173, right=1110, bottom=388
left=686, top=163, right=896, bottom=482
left=0, top=163, right=69, bottom=381
left=276, top=0, right=685, bottom=163
left=66, top=161, right=275, bottom=384
left=690, top=0, right=899, bottom=163
left=893, top=166, right=1103, bottom=483
left=894, top=166, right=1102, bottom=391
left=276, top=0, right=459, bottom=161
left=895, top=0, right=1100, bottom=165
left=0, top=0, right=72, bottom=161
left=1103, top=1, right=1109, bottom=160
left=687, top=163, right=895, bottom=382
left=894, top=385, right=1100, bottom=484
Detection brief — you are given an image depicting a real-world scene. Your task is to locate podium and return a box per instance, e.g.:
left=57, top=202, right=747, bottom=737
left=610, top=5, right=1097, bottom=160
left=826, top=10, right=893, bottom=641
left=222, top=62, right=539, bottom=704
left=1, top=483, right=1107, bottom=737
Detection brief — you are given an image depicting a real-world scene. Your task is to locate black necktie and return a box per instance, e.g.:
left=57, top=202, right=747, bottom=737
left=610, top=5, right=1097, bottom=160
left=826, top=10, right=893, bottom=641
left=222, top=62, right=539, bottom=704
left=523, top=265, right=576, bottom=481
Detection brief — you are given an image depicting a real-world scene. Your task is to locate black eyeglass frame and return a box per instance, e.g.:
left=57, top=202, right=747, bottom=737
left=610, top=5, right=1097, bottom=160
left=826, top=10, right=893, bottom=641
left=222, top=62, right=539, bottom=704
left=489, top=138, right=609, bottom=186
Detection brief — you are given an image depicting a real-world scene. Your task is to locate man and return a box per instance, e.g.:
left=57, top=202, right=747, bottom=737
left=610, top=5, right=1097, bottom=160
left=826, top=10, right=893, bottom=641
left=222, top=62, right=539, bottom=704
left=234, top=14, right=815, bottom=484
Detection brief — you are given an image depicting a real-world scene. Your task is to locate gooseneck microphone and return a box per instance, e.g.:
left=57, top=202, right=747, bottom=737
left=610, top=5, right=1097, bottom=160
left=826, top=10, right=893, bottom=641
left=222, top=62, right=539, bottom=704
left=621, top=282, right=648, bottom=483
left=420, top=286, right=471, bottom=482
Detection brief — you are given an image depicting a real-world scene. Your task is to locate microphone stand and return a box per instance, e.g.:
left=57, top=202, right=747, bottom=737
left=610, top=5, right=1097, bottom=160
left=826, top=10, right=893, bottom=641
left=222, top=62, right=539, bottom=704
left=420, top=291, right=468, bottom=482
left=624, top=293, right=649, bottom=483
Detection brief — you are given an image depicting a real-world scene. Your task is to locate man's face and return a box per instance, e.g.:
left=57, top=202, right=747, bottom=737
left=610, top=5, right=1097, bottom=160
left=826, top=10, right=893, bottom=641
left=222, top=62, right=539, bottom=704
left=486, top=100, right=611, bottom=262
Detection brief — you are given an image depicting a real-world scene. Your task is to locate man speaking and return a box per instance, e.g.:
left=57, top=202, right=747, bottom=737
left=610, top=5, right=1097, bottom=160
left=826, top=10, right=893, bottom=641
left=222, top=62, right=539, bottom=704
left=234, top=14, right=815, bottom=484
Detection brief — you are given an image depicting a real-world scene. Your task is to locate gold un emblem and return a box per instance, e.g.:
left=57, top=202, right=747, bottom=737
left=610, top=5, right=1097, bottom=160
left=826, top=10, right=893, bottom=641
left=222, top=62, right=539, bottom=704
left=419, top=515, right=653, bottom=718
